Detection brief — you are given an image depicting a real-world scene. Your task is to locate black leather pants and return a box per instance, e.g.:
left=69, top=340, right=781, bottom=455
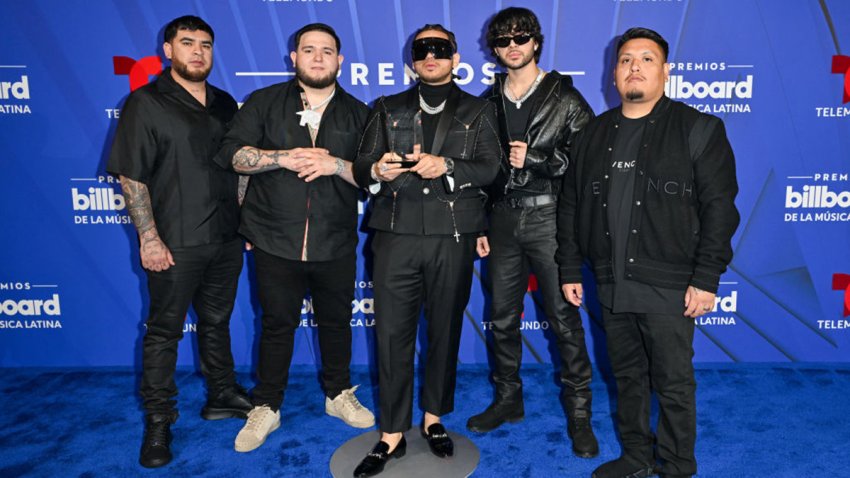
left=486, top=202, right=593, bottom=416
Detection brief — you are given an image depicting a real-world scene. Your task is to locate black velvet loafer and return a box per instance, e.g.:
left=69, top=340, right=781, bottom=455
left=421, top=423, right=453, bottom=458
left=353, top=436, right=407, bottom=477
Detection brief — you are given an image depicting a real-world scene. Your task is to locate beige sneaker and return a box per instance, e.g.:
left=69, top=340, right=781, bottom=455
left=234, top=405, right=280, bottom=452
left=325, top=385, right=375, bottom=428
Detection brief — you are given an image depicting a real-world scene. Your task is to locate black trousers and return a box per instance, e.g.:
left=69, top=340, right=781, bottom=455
left=487, top=202, right=593, bottom=416
left=602, top=307, right=697, bottom=476
left=141, top=239, right=243, bottom=416
left=372, top=232, right=476, bottom=433
left=251, top=248, right=354, bottom=410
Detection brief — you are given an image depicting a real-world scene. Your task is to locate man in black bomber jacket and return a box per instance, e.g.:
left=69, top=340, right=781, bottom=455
left=466, top=7, right=599, bottom=461
left=351, top=24, right=500, bottom=478
left=557, top=28, right=739, bottom=478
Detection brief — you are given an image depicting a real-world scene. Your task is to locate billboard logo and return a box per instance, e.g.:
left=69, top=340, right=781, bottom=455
left=832, top=274, right=850, bottom=317
left=72, top=187, right=126, bottom=211
left=113, top=56, right=162, bottom=91
left=0, top=75, right=29, bottom=100
left=0, top=294, right=61, bottom=316
left=832, top=55, right=850, bottom=104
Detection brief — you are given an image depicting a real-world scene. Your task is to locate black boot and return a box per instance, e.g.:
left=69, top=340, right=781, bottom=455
left=139, top=414, right=175, bottom=468
left=591, top=456, right=656, bottom=478
left=202, top=385, right=252, bottom=420
left=568, top=416, right=599, bottom=458
left=466, top=399, right=524, bottom=433
left=353, top=436, right=407, bottom=477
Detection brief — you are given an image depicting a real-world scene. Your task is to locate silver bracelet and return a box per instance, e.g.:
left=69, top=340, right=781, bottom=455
left=334, top=157, right=345, bottom=176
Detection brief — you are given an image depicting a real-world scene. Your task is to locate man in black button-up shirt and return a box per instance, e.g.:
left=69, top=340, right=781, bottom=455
left=216, top=23, right=374, bottom=453
left=108, top=16, right=251, bottom=469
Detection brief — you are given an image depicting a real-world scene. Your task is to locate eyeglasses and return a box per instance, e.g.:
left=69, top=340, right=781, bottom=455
left=412, top=37, right=455, bottom=61
left=493, top=34, right=533, bottom=49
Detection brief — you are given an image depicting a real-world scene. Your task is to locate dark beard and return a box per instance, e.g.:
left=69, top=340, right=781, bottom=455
left=296, top=65, right=337, bottom=89
left=625, top=90, right=644, bottom=101
left=504, top=53, right=534, bottom=71
left=171, top=58, right=211, bottom=82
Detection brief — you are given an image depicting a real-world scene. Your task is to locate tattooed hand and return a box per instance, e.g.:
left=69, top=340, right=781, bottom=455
left=140, top=231, right=175, bottom=272
left=119, top=175, right=176, bottom=272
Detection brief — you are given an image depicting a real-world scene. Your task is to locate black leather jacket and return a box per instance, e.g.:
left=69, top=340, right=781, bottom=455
left=484, top=71, right=594, bottom=199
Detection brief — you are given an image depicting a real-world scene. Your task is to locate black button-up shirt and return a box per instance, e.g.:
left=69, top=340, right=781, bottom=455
left=216, top=80, right=369, bottom=261
left=107, top=68, right=240, bottom=249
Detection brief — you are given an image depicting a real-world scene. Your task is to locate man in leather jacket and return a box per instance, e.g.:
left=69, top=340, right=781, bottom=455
left=351, top=24, right=500, bottom=477
left=558, top=28, right=739, bottom=478
left=466, top=7, right=599, bottom=459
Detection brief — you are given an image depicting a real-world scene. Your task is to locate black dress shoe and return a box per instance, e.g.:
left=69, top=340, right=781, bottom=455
left=202, top=385, right=252, bottom=420
left=466, top=400, right=524, bottom=433
left=421, top=423, right=453, bottom=458
left=139, top=414, right=174, bottom=468
left=591, top=456, right=656, bottom=478
left=353, top=436, right=406, bottom=477
left=567, top=416, right=599, bottom=458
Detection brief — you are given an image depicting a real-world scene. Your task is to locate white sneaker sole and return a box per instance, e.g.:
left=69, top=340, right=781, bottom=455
left=325, top=407, right=375, bottom=429
left=234, top=420, right=281, bottom=452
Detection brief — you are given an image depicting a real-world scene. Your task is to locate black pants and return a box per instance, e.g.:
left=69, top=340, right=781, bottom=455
left=602, top=307, right=697, bottom=476
left=141, top=239, right=243, bottom=416
left=487, top=202, right=593, bottom=416
left=372, top=232, right=476, bottom=433
left=251, top=248, right=355, bottom=410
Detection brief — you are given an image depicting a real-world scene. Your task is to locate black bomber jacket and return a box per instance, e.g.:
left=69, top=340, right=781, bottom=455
left=485, top=71, right=594, bottom=198
left=556, top=96, right=740, bottom=294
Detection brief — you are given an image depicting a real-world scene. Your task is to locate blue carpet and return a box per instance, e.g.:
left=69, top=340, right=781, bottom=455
left=0, top=364, right=848, bottom=477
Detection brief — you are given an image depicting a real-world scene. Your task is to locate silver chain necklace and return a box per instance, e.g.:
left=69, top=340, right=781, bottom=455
left=419, top=93, right=446, bottom=115
left=504, top=70, right=544, bottom=109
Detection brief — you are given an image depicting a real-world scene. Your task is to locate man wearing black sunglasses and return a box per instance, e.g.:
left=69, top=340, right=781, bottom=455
left=352, top=23, right=500, bottom=477
left=467, top=6, right=599, bottom=459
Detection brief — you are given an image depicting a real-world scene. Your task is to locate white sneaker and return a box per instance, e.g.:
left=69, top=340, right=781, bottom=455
left=325, top=385, right=375, bottom=428
left=234, top=405, right=280, bottom=452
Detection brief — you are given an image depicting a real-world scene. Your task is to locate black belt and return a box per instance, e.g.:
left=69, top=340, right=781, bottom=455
left=499, top=194, right=556, bottom=209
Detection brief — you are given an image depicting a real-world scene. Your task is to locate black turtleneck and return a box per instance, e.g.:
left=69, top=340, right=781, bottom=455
left=419, top=82, right=452, bottom=153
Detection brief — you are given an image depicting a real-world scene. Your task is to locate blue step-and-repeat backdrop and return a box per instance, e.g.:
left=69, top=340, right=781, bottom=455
left=1, top=0, right=849, bottom=367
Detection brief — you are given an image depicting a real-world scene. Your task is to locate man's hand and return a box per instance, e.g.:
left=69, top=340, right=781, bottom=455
left=684, top=285, right=716, bottom=318
left=140, top=235, right=175, bottom=272
left=562, top=283, right=583, bottom=307
left=292, top=148, right=338, bottom=182
left=409, top=152, right=448, bottom=179
left=508, top=141, right=528, bottom=168
left=476, top=236, right=490, bottom=257
left=373, top=151, right=410, bottom=182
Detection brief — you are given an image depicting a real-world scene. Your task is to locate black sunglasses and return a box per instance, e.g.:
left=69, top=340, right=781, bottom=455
left=412, top=37, right=455, bottom=61
left=494, top=33, right=533, bottom=49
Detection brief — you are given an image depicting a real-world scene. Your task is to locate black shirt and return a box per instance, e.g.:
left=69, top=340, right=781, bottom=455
left=419, top=82, right=452, bottom=153
left=600, top=113, right=683, bottom=314
left=502, top=84, right=540, bottom=199
left=107, top=68, right=239, bottom=249
left=216, top=80, right=369, bottom=261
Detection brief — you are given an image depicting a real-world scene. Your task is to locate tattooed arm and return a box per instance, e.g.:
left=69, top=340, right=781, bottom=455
left=237, top=175, right=250, bottom=206
left=119, top=176, right=175, bottom=272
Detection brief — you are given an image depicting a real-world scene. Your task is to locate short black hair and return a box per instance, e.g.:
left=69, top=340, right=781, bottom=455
left=164, top=15, right=214, bottom=43
left=486, top=7, right=543, bottom=62
left=294, top=23, right=341, bottom=53
left=413, top=24, right=457, bottom=53
left=616, top=27, right=669, bottom=61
